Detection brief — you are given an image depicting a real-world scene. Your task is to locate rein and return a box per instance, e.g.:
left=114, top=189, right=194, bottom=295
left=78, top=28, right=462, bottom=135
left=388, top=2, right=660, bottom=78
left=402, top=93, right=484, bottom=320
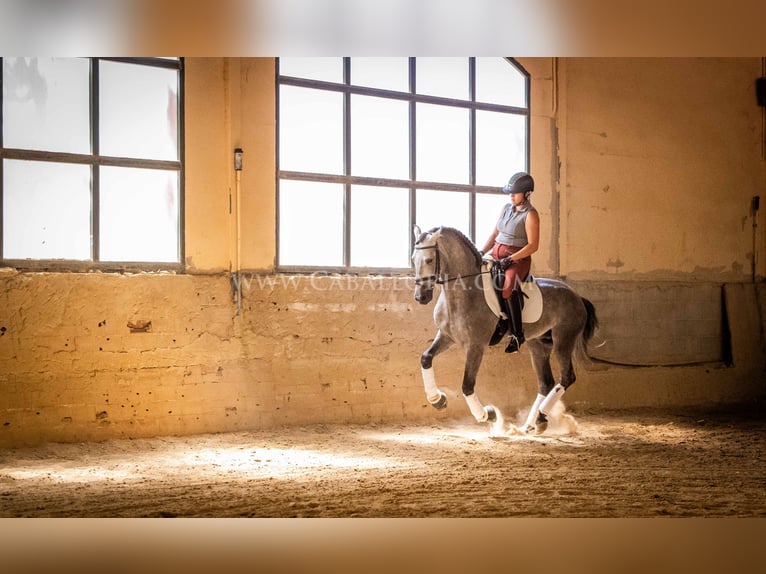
left=413, top=243, right=490, bottom=285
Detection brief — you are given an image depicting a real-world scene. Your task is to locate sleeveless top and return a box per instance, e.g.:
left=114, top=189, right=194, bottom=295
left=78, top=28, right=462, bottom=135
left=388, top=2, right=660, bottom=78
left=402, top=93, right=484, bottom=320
left=496, top=202, right=535, bottom=248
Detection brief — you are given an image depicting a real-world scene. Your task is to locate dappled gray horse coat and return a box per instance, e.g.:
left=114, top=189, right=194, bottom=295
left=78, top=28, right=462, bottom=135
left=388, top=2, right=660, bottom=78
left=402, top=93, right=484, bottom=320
left=412, top=226, right=598, bottom=434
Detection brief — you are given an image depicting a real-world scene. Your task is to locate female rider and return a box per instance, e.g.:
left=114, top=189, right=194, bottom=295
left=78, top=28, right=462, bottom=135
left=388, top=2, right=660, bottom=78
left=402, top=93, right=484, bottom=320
left=479, top=172, right=539, bottom=353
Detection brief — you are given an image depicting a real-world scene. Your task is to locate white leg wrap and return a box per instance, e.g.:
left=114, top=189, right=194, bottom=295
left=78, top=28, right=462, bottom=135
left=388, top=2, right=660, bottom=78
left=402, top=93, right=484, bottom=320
left=464, top=393, right=488, bottom=422
left=421, top=367, right=441, bottom=404
left=539, top=384, right=566, bottom=416
left=523, top=394, right=545, bottom=429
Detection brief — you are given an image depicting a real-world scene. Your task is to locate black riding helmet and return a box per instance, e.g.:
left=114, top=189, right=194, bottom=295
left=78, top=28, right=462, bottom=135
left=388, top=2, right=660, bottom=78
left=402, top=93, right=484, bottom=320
left=502, top=172, right=534, bottom=195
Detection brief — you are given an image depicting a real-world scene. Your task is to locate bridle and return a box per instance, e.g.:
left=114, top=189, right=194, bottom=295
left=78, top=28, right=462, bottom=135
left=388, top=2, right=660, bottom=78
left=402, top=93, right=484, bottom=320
left=413, top=244, right=440, bottom=286
left=413, top=242, right=488, bottom=286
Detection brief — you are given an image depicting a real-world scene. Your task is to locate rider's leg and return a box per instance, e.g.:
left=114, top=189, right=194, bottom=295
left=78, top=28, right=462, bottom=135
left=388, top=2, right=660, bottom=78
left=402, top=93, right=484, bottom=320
left=488, top=245, right=509, bottom=346
left=504, top=289, right=525, bottom=353
left=502, top=264, right=524, bottom=353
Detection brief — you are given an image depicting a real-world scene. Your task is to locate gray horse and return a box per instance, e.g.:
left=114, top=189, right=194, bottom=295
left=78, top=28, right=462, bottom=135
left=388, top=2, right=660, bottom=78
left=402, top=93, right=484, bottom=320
left=412, top=225, right=598, bottom=434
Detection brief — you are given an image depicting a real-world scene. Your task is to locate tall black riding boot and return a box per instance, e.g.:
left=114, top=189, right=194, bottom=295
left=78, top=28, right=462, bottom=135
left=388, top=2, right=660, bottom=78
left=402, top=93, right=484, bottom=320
left=488, top=313, right=509, bottom=346
left=504, top=290, right=525, bottom=353
left=488, top=264, right=509, bottom=346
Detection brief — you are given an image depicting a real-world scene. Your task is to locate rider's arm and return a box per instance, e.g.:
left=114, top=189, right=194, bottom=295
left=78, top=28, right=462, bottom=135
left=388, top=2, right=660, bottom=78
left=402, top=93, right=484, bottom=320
left=508, top=209, right=540, bottom=262
left=480, top=228, right=499, bottom=255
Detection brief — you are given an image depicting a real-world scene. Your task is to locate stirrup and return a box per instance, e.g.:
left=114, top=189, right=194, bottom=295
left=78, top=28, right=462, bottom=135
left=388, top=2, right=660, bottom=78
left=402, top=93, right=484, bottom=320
left=488, top=318, right=508, bottom=346
left=504, top=333, right=524, bottom=354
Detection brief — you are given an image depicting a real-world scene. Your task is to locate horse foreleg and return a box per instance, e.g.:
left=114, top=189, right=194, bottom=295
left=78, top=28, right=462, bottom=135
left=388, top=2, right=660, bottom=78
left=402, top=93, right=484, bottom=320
left=461, top=346, right=497, bottom=423
left=420, top=331, right=453, bottom=409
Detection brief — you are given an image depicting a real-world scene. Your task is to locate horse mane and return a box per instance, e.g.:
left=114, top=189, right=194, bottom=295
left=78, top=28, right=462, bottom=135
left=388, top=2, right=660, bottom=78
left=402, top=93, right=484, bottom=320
left=434, top=226, right=483, bottom=267
left=415, top=228, right=434, bottom=245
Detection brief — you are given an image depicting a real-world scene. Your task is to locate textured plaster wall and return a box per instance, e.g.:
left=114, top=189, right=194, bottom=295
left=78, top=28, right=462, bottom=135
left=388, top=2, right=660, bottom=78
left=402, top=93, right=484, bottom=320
left=2, top=270, right=764, bottom=448
left=0, top=272, right=451, bottom=447
left=1, top=57, right=765, bottom=447
left=558, top=58, right=766, bottom=282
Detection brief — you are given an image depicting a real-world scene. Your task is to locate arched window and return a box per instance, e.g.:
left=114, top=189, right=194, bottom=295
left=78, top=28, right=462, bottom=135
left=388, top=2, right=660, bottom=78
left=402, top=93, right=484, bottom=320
left=277, top=57, right=529, bottom=272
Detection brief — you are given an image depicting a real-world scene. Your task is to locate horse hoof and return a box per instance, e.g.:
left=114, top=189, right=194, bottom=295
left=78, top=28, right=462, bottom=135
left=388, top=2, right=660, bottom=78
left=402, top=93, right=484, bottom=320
left=431, top=391, right=448, bottom=410
left=484, top=406, right=497, bottom=423
left=535, top=421, right=548, bottom=435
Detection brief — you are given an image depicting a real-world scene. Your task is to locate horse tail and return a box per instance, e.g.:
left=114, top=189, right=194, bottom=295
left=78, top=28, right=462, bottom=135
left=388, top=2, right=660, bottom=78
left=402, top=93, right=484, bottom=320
left=581, top=297, right=598, bottom=343
left=576, top=297, right=599, bottom=362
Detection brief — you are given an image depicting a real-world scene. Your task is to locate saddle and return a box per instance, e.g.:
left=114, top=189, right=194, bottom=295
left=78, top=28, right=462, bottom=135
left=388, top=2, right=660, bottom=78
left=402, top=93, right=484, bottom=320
left=480, top=257, right=543, bottom=323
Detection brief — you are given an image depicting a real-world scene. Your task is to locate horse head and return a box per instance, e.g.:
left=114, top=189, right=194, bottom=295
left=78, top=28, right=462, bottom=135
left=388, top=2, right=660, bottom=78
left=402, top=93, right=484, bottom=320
left=412, top=225, right=440, bottom=305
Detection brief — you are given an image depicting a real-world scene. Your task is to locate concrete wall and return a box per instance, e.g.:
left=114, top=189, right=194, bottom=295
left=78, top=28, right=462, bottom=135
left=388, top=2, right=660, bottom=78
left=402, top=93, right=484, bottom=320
left=559, top=58, right=765, bottom=282
left=2, top=58, right=765, bottom=447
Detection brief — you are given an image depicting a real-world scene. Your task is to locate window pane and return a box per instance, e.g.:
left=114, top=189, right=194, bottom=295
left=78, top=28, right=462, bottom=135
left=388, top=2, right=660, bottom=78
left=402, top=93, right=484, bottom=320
left=476, top=193, right=510, bottom=239
left=416, top=190, right=469, bottom=237
left=351, top=95, right=409, bottom=179
left=350, top=186, right=409, bottom=268
left=279, top=180, right=343, bottom=267
left=279, top=58, right=343, bottom=83
left=351, top=58, right=409, bottom=92
left=99, top=61, right=179, bottom=161
left=476, top=111, right=526, bottom=187
left=99, top=167, right=179, bottom=262
left=416, top=58, right=468, bottom=100
left=275, top=57, right=529, bottom=270
left=475, top=58, right=527, bottom=108
left=3, top=57, right=90, bottom=154
left=417, top=103, right=468, bottom=184
left=3, top=159, right=91, bottom=259
left=279, top=85, right=343, bottom=175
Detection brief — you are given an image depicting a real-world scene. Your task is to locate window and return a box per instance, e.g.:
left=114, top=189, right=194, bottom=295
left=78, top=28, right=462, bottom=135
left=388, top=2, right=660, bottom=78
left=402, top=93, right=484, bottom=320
left=277, top=57, right=529, bottom=272
left=1, top=57, right=183, bottom=269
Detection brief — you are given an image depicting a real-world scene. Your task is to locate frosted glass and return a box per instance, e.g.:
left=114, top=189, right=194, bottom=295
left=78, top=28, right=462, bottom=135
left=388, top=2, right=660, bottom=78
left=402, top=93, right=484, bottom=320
left=476, top=193, right=511, bottom=239
left=279, top=180, right=344, bottom=266
left=3, top=159, right=91, bottom=260
left=99, top=167, right=179, bottom=262
left=416, top=103, right=468, bottom=184
left=416, top=58, right=468, bottom=100
left=476, top=111, right=527, bottom=187
left=351, top=58, right=409, bottom=92
left=351, top=95, right=409, bottom=179
left=350, top=186, right=409, bottom=268
left=99, top=60, right=179, bottom=161
left=475, top=58, right=527, bottom=108
left=279, top=85, right=343, bottom=175
left=416, top=190, right=469, bottom=238
left=3, top=57, right=90, bottom=154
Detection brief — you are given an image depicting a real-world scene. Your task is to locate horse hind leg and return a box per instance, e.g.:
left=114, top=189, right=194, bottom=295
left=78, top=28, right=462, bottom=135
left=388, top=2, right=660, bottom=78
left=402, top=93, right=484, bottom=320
left=420, top=331, right=453, bottom=409
left=525, top=337, right=556, bottom=434
left=535, top=333, right=579, bottom=434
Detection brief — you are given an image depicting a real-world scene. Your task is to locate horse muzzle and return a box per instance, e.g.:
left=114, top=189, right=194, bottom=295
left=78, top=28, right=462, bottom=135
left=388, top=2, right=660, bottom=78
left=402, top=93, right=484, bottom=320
left=414, top=286, right=434, bottom=304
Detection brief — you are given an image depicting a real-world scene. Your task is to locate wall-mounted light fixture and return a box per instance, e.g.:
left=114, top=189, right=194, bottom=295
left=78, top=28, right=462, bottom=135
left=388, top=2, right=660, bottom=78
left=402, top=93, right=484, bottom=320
left=233, top=148, right=244, bottom=315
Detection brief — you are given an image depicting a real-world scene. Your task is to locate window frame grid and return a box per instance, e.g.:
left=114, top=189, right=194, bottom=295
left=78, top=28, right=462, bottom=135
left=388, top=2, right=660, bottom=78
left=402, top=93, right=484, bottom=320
left=0, top=57, right=185, bottom=273
left=276, top=57, right=530, bottom=275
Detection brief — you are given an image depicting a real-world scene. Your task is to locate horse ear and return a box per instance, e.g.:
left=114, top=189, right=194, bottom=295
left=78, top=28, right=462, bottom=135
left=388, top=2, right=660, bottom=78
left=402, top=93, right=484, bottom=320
left=413, top=225, right=421, bottom=240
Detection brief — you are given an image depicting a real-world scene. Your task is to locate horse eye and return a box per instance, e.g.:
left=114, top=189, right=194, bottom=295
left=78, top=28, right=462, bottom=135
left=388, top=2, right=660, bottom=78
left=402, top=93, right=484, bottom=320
left=425, top=258, right=434, bottom=264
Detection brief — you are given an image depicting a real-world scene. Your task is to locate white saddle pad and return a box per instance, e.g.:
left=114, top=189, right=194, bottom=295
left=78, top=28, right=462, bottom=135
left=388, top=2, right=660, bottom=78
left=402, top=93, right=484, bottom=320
left=481, top=259, right=543, bottom=324
left=520, top=277, right=543, bottom=323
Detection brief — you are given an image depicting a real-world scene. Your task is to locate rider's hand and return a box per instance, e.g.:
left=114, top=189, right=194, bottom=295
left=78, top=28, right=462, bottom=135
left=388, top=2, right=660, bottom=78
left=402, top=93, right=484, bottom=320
left=499, top=257, right=514, bottom=271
